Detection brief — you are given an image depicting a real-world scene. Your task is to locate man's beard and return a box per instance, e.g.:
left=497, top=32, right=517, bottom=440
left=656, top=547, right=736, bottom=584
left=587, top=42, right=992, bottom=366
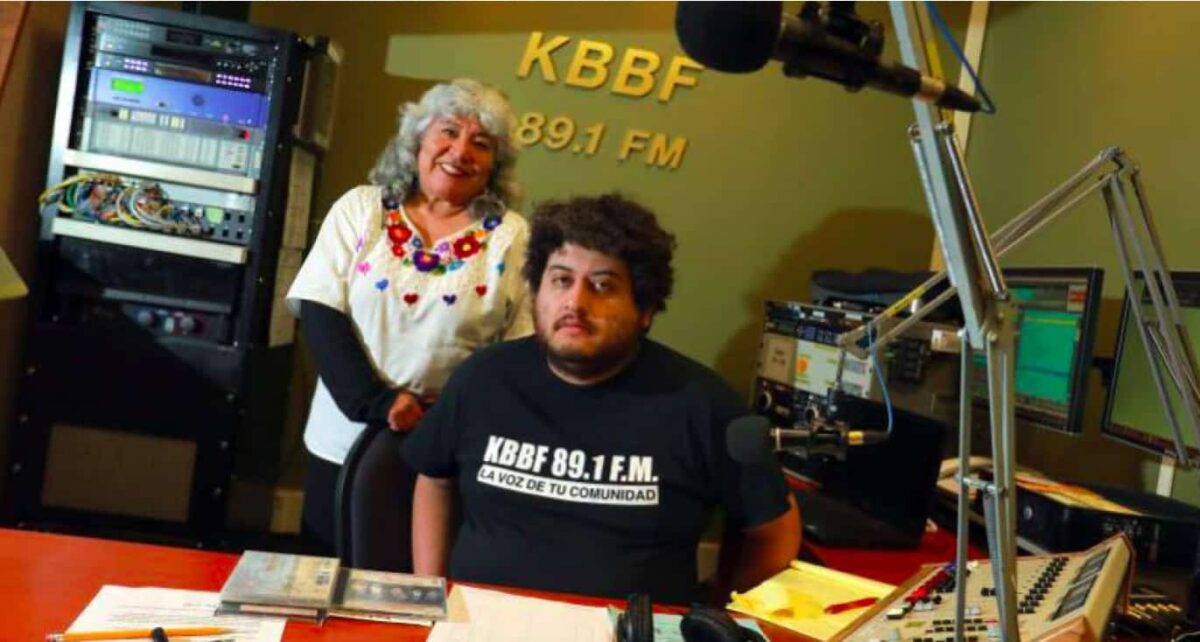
left=534, top=313, right=642, bottom=384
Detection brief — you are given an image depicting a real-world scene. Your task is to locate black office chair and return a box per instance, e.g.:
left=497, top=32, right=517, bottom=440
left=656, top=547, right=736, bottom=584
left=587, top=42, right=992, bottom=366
left=334, top=423, right=417, bottom=572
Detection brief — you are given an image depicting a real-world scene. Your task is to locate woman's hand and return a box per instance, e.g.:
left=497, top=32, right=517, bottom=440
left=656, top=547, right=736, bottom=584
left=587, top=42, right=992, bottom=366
left=387, top=390, right=425, bottom=432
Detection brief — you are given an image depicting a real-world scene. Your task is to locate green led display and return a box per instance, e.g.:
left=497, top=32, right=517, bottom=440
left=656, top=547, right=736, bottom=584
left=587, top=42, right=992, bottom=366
left=111, top=78, right=145, bottom=94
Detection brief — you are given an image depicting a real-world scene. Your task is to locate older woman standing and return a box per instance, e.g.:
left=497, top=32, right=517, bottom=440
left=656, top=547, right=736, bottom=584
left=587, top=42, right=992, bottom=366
left=287, top=79, right=530, bottom=556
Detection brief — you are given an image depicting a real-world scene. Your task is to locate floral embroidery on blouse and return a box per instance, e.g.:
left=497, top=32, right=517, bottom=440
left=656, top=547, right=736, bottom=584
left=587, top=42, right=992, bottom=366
left=383, top=198, right=502, bottom=276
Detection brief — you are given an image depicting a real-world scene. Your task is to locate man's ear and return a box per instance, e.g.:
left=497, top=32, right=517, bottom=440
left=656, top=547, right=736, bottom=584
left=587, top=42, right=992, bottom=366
left=638, top=310, right=655, bottom=332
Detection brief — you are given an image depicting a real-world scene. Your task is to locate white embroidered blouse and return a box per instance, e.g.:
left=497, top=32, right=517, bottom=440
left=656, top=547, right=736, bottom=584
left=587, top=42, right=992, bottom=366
left=287, top=185, right=533, bottom=464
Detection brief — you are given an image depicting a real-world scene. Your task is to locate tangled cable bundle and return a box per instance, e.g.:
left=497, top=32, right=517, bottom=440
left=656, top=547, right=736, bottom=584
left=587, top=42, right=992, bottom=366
left=39, top=174, right=203, bottom=235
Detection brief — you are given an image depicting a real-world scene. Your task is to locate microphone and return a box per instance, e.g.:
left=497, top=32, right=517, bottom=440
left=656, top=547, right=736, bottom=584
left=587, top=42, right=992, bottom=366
left=726, top=414, right=888, bottom=464
left=675, top=1, right=982, bottom=113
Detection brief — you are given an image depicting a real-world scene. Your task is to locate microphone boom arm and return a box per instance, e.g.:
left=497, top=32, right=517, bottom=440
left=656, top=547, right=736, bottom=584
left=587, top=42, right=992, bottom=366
left=834, top=144, right=1200, bottom=465
left=856, top=5, right=1200, bottom=641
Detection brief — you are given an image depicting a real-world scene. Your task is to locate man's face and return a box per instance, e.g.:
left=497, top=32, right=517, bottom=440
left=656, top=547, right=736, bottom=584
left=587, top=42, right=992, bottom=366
left=534, top=243, right=653, bottom=383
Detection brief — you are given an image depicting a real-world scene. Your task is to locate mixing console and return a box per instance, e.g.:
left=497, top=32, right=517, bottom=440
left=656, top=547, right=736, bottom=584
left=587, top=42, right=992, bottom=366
left=838, top=534, right=1132, bottom=642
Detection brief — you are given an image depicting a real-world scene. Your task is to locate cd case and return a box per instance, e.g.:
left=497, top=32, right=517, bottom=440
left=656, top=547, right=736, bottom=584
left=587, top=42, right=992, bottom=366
left=218, top=550, right=340, bottom=621
left=331, top=568, right=448, bottom=624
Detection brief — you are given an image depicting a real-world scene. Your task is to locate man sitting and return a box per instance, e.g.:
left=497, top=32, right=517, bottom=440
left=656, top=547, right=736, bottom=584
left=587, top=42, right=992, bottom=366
left=403, top=193, right=801, bottom=604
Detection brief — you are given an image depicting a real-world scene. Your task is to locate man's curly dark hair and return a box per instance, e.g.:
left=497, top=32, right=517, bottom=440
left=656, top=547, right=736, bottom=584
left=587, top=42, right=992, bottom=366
left=523, top=193, right=676, bottom=313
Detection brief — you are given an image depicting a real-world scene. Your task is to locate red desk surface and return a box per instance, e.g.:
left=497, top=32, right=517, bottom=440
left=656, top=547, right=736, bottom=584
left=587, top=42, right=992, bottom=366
left=1, top=527, right=982, bottom=641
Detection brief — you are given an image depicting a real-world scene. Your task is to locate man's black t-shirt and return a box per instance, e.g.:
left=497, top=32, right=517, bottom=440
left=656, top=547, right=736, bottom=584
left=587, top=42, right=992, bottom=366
left=401, top=337, right=791, bottom=604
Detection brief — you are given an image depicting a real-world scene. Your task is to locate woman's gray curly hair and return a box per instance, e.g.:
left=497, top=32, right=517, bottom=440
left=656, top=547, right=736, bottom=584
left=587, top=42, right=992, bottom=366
left=368, top=78, right=521, bottom=219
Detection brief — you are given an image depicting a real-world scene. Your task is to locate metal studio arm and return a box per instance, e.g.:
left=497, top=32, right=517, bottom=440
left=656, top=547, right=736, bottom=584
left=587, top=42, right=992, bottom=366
left=835, top=144, right=1200, bottom=465
left=862, top=5, right=1200, bottom=641
left=884, top=5, right=1021, bottom=638
left=838, top=149, right=1110, bottom=359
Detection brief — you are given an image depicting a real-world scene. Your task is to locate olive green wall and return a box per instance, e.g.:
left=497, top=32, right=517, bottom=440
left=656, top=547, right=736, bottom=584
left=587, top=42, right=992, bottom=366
left=967, top=2, right=1200, bottom=503
left=248, top=1, right=937, bottom=397
left=253, top=1, right=1200, bottom=504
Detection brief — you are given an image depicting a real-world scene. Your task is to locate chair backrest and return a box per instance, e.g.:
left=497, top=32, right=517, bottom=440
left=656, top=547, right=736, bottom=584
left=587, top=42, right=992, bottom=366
left=335, top=424, right=417, bottom=572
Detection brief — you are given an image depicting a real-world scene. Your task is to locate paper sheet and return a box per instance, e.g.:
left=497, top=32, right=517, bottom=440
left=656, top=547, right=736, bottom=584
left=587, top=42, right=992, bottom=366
left=68, top=586, right=286, bottom=642
left=427, top=585, right=613, bottom=642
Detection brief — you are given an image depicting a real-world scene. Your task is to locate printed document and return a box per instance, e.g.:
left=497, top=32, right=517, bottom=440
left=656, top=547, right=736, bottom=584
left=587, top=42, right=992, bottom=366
left=69, top=585, right=286, bottom=642
left=427, top=585, right=613, bottom=642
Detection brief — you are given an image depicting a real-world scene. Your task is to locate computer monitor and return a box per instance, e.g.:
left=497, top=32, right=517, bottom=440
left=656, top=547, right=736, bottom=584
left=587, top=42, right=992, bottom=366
left=970, top=267, right=1104, bottom=435
left=1102, top=271, right=1200, bottom=464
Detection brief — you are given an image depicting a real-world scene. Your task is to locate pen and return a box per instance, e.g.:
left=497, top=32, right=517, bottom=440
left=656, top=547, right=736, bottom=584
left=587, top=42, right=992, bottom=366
left=45, top=626, right=234, bottom=642
left=824, top=597, right=879, bottom=615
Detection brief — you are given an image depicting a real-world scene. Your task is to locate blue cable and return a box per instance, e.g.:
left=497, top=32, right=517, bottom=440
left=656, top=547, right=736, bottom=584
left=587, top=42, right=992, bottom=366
left=924, top=1, right=997, bottom=115
left=867, top=324, right=895, bottom=436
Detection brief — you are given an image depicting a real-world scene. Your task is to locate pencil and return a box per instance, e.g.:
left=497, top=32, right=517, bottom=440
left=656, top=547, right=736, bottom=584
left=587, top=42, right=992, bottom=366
left=46, top=626, right=234, bottom=642
left=824, top=597, right=879, bottom=615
